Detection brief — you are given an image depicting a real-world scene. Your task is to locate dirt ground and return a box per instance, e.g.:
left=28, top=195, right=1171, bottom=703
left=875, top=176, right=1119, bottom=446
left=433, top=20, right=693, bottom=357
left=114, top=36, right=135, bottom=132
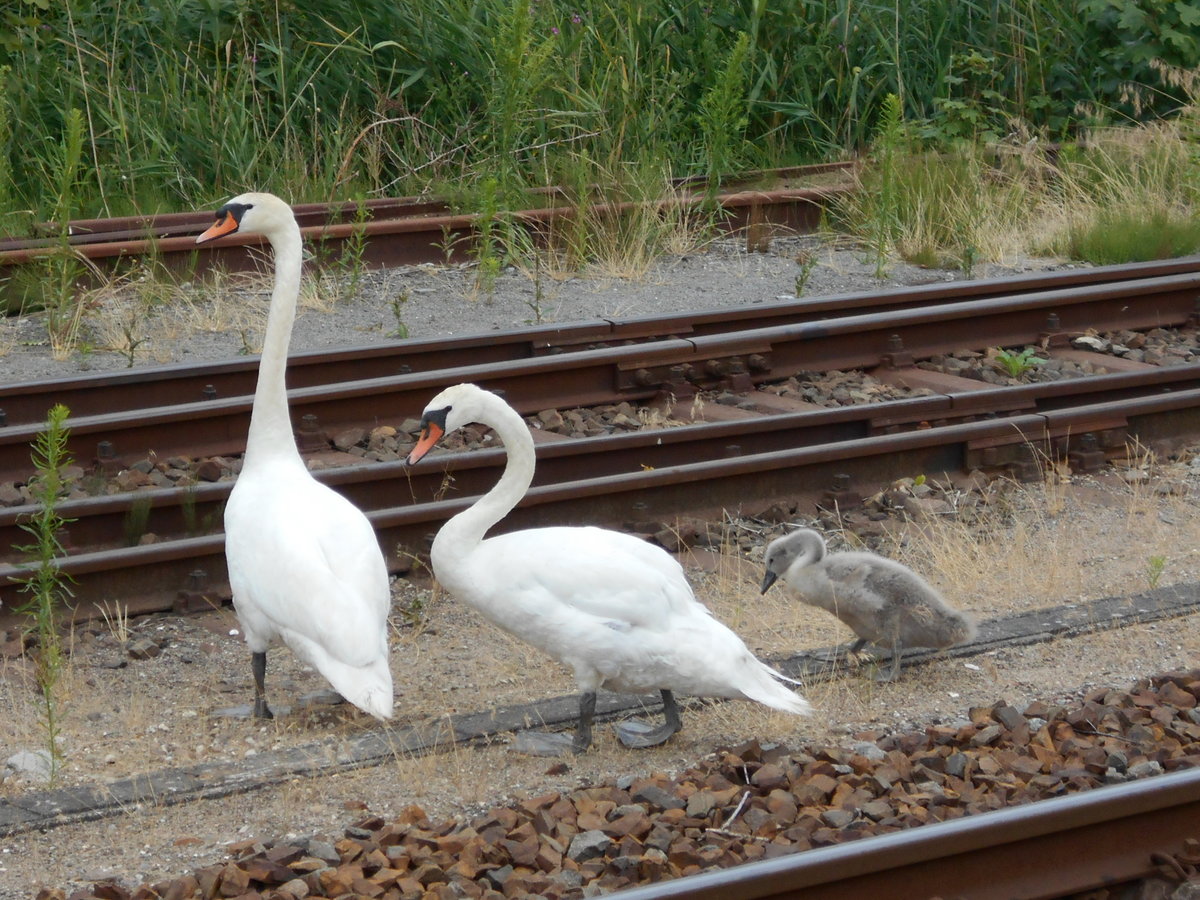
left=1, top=236, right=1197, bottom=897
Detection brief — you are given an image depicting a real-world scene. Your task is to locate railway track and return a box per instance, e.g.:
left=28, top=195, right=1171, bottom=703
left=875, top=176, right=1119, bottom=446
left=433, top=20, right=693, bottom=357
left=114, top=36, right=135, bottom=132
left=615, top=766, right=1200, bottom=900
left=0, top=165, right=849, bottom=293
left=0, top=255, right=1195, bottom=436
left=3, top=260, right=1200, bottom=622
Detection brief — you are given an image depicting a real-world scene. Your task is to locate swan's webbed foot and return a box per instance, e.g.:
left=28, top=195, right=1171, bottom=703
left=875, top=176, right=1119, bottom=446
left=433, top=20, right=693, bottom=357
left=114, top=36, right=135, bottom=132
left=510, top=692, right=597, bottom=757
left=251, top=651, right=274, bottom=719
left=616, top=690, right=682, bottom=749
left=811, top=638, right=871, bottom=665
left=872, top=647, right=904, bottom=682
left=512, top=731, right=577, bottom=757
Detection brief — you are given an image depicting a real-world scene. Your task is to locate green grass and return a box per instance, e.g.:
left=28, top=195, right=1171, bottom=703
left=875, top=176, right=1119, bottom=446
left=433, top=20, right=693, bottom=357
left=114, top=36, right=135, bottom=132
left=2, top=1, right=1199, bottom=350
left=1064, top=207, right=1200, bottom=265
left=0, top=0, right=1190, bottom=224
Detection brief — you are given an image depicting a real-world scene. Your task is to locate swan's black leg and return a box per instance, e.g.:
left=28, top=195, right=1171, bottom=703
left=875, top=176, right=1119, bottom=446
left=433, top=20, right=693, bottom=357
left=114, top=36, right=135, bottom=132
left=616, top=689, right=683, bottom=748
left=661, top=689, right=682, bottom=734
left=874, top=623, right=904, bottom=682
left=572, top=691, right=597, bottom=754
left=252, top=651, right=274, bottom=719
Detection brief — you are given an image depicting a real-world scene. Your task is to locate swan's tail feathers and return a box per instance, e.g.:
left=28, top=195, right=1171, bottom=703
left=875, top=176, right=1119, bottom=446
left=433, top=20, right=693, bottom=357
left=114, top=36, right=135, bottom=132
left=741, top=658, right=813, bottom=716
left=291, top=636, right=394, bottom=719
left=949, top=610, right=978, bottom=648
left=333, top=656, right=394, bottom=720
left=925, top=606, right=978, bottom=650
left=341, top=678, right=394, bottom=720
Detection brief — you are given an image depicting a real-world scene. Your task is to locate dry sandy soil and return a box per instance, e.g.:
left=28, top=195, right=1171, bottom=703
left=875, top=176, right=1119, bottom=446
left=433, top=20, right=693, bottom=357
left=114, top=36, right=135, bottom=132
left=0, top=235, right=1198, bottom=897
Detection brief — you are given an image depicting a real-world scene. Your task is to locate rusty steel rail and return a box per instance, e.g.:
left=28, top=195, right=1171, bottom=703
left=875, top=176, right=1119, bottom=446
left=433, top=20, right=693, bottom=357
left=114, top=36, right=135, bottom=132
left=2, top=256, right=1198, bottom=430
left=0, top=165, right=849, bottom=281
left=612, top=768, right=1200, bottom=900
left=0, top=268, right=1197, bottom=485
left=5, top=375, right=1200, bottom=624
left=1, top=362, right=1197, bottom=566
left=0, top=165, right=851, bottom=251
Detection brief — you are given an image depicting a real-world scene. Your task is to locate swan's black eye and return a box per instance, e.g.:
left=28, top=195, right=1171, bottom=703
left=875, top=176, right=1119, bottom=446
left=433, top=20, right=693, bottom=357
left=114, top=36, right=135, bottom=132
left=420, top=405, right=451, bottom=432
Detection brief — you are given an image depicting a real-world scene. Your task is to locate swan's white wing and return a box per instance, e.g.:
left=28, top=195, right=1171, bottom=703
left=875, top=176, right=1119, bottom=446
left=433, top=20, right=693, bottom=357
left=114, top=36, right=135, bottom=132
left=226, top=473, right=390, bottom=668
left=468, top=526, right=701, bottom=632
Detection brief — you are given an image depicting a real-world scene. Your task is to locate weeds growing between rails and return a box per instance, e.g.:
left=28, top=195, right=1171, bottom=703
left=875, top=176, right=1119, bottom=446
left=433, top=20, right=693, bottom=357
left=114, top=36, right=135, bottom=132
left=15, top=404, right=76, bottom=781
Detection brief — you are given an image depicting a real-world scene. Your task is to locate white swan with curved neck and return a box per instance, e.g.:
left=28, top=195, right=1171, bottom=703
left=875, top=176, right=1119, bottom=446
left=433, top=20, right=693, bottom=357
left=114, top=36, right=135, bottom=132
left=196, top=192, right=392, bottom=719
left=761, top=528, right=976, bottom=681
left=405, top=383, right=811, bottom=752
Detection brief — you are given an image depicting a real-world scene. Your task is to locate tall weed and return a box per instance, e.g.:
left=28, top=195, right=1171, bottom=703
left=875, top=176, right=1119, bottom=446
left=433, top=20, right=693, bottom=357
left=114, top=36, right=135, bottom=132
left=16, top=404, right=76, bottom=781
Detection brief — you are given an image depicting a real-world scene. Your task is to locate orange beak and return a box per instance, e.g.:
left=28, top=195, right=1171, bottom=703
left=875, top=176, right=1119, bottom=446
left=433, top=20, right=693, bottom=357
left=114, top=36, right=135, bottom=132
left=405, top=422, right=444, bottom=465
left=196, top=211, right=240, bottom=244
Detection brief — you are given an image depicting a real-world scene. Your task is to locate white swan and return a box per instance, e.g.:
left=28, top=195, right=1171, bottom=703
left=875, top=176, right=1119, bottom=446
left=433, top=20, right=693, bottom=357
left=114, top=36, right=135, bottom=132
left=404, top=383, right=811, bottom=752
left=761, top=528, right=976, bottom=681
left=196, top=192, right=392, bottom=719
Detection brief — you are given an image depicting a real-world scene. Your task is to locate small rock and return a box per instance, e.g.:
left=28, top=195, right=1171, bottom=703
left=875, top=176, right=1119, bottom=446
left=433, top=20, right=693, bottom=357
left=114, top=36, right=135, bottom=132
left=126, top=638, right=162, bottom=660
left=993, top=705, right=1026, bottom=732
left=304, top=839, right=340, bottom=865
left=194, top=458, right=225, bottom=482
left=566, top=830, right=612, bottom=863
left=848, top=740, right=887, bottom=761
left=5, top=749, right=53, bottom=783
left=1127, top=760, right=1165, bottom=779
left=332, top=427, right=367, bottom=451
left=821, top=808, right=856, bottom=828
left=685, top=790, right=718, bottom=817
left=631, top=783, right=685, bottom=811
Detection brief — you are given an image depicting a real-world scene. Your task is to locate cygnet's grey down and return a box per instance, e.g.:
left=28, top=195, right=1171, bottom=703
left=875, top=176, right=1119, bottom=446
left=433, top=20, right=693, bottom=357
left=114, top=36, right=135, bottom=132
left=760, top=528, right=976, bottom=681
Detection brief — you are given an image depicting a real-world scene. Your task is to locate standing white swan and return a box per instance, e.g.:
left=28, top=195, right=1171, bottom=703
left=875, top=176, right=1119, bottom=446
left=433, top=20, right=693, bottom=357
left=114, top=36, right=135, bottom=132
left=405, top=383, right=811, bottom=753
left=761, top=528, right=976, bottom=681
left=196, top=192, right=392, bottom=719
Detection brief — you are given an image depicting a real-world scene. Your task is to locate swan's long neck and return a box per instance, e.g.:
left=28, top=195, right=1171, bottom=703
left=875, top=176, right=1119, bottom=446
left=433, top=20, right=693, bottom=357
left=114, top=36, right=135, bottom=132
left=432, top=396, right=535, bottom=567
left=794, top=531, right=827, bottom=567
left=243, top=222, right=304, bottom=470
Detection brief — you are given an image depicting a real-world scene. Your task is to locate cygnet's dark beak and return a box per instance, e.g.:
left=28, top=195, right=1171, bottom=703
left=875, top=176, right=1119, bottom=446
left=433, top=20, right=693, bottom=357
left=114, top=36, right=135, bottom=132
left=760, top=569, right=778, bottom=594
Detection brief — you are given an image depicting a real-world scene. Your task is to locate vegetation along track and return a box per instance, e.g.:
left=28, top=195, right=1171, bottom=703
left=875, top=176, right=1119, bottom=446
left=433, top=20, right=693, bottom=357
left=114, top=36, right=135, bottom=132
left=0, top=164, right=848, bottom=291
left=4, top=259, right=1200, bottom=622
